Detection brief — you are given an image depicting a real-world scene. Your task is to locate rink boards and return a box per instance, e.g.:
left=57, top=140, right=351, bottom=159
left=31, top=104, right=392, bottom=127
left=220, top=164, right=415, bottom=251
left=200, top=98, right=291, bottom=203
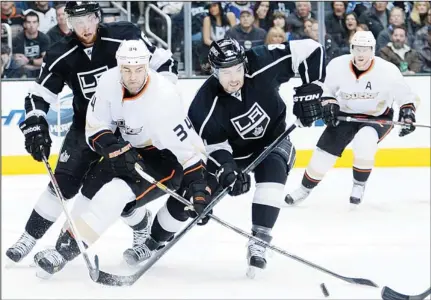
left=1, top=76, right=430, bottom=175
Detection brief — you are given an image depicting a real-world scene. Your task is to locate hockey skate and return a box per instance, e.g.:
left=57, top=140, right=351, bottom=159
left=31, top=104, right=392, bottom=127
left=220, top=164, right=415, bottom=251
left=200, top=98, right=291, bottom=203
left=6, top=231, right=37, bottom=263
left=123, top=209, right=159, bottom=266
left=246, top=230, right=272, bottom=279
left=123, top=235, right=165, bottom=266
left=285, top=186, right=312, bottom=205
left=34, top=249, right=67, bottom=279
left=350, top=181, right=366, bottom=205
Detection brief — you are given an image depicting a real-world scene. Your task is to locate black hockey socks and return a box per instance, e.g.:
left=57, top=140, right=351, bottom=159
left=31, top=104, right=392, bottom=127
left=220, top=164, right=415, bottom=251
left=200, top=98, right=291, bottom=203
left=301, top=171, right=321, bottom=189
left=55, top=230, right=86, bottom=262
left=353, top=166, right=372, bottom=183
left=25, top=210, right=55, bottom=239
left=252, top=203, right=280, bottom=229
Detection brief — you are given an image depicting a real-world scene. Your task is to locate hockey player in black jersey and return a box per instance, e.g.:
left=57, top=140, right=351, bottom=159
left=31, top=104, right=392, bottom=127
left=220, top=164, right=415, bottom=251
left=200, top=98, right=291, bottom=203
left=127, top=38, right=338, bottom=276
left=6, top=1, right=178, bottom=264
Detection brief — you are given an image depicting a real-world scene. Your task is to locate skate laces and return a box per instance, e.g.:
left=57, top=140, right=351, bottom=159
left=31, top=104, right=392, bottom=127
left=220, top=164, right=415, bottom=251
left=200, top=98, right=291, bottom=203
left=132, top=243, right=152, bottom=261
left=38, top=249, right=65, bottom=266
left=247, top=239, right=266, bottom=259
left=133, top=210, right=152, bottom=247
left=13, top=232, right=36, bottom=255
left=351, top=184, right=365, bottom=197
left=292, top=186, right=310, bottom=200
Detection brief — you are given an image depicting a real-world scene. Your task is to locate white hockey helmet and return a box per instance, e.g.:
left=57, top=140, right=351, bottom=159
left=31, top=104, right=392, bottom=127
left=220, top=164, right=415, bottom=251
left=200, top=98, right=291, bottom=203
left=116, top=39, right=151, bottom=66
left=350, top=31, right=376, bottom=56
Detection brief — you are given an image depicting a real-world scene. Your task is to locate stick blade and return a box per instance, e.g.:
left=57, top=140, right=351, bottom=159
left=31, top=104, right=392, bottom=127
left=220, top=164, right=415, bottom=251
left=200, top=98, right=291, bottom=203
left=89, top=256, right=137, bottom=286
left=347, top=277, right=379, bottom=287
left=381, top=286, right=409, bottom=300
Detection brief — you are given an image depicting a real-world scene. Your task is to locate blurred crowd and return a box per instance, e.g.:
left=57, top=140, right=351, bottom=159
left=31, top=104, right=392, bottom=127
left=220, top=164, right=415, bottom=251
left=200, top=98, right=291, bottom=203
left=1, top=1, right=431, bottom=78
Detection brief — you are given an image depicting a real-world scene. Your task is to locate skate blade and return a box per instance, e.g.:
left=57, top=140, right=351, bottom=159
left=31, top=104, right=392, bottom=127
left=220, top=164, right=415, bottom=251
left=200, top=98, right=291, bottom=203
left=246, top=266, right=263, bottom=279
left=35, top=267, right=53, bottom=280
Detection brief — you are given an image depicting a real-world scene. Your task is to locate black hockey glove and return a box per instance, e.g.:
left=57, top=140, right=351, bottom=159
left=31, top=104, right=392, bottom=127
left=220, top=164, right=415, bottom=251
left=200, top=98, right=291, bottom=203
left=293, top=83, right=323, bottom=127
left=216, top=162, right=251, bottom=196
left=19, top=115, right=52, bottom=162
left=398, top=104, right=416, bottom=137
left=89, top=130, right=143, bottom=180
left=321, top=97, right=340, bottom=127
left=183, top=162, right=212, bottom=225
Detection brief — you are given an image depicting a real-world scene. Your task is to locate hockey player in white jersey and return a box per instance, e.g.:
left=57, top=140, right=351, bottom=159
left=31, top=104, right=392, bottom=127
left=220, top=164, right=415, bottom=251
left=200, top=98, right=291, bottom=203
left=32, top=40, right=211, bottom=277
left=285, top=31, right=420, bottom=205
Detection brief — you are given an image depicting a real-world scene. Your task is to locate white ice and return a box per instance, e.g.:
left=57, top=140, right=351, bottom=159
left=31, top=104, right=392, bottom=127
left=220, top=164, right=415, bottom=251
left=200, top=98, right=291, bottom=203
left=2, top=168, right=430, bottom=299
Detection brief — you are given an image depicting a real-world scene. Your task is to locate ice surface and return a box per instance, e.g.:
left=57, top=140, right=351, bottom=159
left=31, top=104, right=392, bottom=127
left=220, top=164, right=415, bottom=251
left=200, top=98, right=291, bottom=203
left=2, top=168, right=430, bottom=299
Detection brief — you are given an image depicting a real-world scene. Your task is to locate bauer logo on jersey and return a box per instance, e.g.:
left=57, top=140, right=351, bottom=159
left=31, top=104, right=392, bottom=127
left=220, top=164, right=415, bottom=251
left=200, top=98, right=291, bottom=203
left=77, top=66, right=109, bottom=100
left=340, top=91, right=379, bottom=100
left=230, top=103, right=270, bottom=140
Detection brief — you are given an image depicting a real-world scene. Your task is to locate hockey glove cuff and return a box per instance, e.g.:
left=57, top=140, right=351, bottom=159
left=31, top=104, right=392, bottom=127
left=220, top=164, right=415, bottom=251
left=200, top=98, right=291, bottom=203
left=89, top=130, right=144, bottom=179
left=20, top=115, right=52, bottom=162
left=183, top=162, right=212, bottom=225
left=293, top=83, right=323, bottom=127
left=398, top=104, right=416, bottom=137
left=321, top=97, right=340, bottom=127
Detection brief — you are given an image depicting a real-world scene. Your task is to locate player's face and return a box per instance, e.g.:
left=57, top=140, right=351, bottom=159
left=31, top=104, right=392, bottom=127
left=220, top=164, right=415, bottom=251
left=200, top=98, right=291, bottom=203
left=70, top=14, right=99, bottom=46
left=120, top=64, right=149, bottom=95
left=352, top=46, right=373, bottom=70
left=218, top=64, right=245, bottom=94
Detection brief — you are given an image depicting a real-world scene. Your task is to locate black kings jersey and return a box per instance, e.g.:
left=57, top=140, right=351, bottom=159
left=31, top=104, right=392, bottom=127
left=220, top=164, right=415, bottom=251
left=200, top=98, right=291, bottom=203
left=188, top=39, right=325, bottom=162
left=25, top=22, right=177, bottom=129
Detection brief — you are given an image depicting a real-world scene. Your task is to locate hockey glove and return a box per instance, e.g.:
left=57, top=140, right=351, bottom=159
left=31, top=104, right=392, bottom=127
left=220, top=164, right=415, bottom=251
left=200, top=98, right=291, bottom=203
left=321, top=97, right=340, bottom=127
left=293, top=83, right=323, bottom=127
left=20, top=115, right=52, bottom=162
left=183, top=162, right=212, bottom=225
left=216, top=162, right=251, bottom=196
left=398, top=104, right=416, bottom=137
left=89, top=130, right=144, bottom=180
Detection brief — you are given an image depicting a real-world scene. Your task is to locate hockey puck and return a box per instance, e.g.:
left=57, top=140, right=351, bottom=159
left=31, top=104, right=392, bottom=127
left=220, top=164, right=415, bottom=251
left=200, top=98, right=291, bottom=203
left=320, top=283, right=329, bottom=297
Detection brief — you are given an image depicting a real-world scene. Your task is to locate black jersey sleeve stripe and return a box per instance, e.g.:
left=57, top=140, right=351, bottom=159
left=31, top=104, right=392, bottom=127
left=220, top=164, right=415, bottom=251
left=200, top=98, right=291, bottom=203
left=198, top=96, right=219, bottom=137
left=48, top=45, right=78, bottom=72
left=290, top=39, right=326, bottom=84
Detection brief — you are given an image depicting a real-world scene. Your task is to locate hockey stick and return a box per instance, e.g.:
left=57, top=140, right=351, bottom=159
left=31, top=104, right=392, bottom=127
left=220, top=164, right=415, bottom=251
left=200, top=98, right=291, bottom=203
left=133, top=165, right=379, bottom=288
left=381, top=286, right=431, bottom=300
left=41, top=152, right=99, bottom=281
left=91, top=123, right=297, bottom=286
left=338, top=116, right=431, bottom=129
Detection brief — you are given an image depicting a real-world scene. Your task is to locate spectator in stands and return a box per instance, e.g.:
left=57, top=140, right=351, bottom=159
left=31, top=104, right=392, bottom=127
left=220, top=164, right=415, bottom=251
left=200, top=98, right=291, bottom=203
left=306, top=19, right=340, bottom=64
left=413, top=8, right=431, bottom=51
left=202, top=2, right=236, bottom=47
left=24, top=1, right=57, bottom=34
left=1, top=44, right=24, bottom=79
left=46, top=4, right=71, bottom=45
left=346, top=2, right=372, bottom=18
left=380, top=25, right=421, bottom=75
left=253, top=2, right=273, bottom=32
left=225, top=7, right=267, bottom=50
left=1, top=1, right=24, bottom=38
left=345, top=12, right=360, bottom=45
left=265, top=26, right=286, bottom=45
left=358, top=2, right=390, bottom=39
left=200, top=2, right=236, bottom=73
left=325, top=1, right=348, bottom=47
left=417, top=25, right=431, bottom=73
left=408, top=2, right=430, bottom=37
left=224, top=2, right=253, bottom=22
left=270, top=1, right=296, bottom=18
left=286, top=1, right=315, bottom=39
left=12, top=11, right=50, bottom=78
left=272, top=11, right=292, bottom=41
left=376, top=7, right=415, bottom=55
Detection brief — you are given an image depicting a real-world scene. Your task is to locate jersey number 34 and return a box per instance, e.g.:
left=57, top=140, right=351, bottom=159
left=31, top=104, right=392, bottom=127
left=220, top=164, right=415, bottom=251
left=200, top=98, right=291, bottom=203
left=173, top=117, right=193, bottom=142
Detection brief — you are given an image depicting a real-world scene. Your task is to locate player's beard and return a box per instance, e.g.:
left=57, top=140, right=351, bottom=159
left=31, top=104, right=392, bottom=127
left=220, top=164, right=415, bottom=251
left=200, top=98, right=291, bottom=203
left=77, top=31, right=97, bottom=47
left=392, top=41, right=404, bottom=49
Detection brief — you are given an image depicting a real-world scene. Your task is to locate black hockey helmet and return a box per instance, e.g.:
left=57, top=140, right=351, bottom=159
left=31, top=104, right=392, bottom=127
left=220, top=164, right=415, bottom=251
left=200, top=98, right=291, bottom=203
left=65, top=1, right=100, bottom=18
left=208, top=38, right=246, bottom=69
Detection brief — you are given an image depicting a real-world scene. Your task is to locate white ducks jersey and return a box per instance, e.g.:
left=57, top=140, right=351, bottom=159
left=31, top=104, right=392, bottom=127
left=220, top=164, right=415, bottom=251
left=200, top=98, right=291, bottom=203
left=86, top=67, right=206, bottom=169
left=322, top=55, right=420, bottom=116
